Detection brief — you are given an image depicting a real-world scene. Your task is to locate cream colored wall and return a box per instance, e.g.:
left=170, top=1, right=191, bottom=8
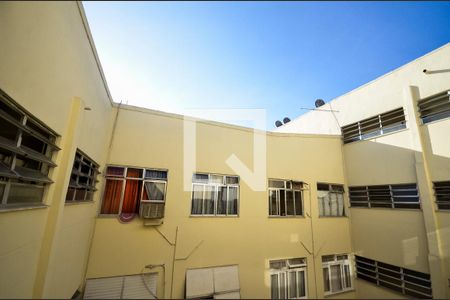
left=0, top=2, right=114, bottom=299
left=86, top=106, right=354, bottom=299
left=275, top=43, right=450, bottom=134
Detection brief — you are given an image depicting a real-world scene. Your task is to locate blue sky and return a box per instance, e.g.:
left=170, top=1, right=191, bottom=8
left=83, top=1, right=450, bottom=130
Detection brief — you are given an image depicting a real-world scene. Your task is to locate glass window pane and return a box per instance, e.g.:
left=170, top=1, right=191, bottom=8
left=337, top=193, right=345, bottom=216
left=145, top=169, right=167, bottom=180
left=122, top=179, right=141, bottom=213
left=8, top=183, right=44, bottom=204
left=294, top=191, right=302, bottom=216
left=289, top=271, right=297, bottom=298
left=286, top=190, right=294, bottom=216
left=106, top=166, right=124, bottom=177
left=330, top=265, right=343, bottom=293
left=101, top=179, right=123, bottom=214
left=292, top=181, right=303, bottom=190
left=269, top=190, right=278, bottom=216
left=217, top=186, right=227, bottom=215
left=209, top=175, right=224, bottom=184
left=192, top=173, right=208, bottom=183
left=330, top=193, right=338, bottom=216
left=269, top=180, right=285, bottom=188
left=65, top=187, right=75, bottom=201
left=126, top=168, right=142, bottom=178
left=317, top=190, right=329, bottom=217
left=144, top=181, right=165, bottom=201
left=280, top=190, right=286, bottom=216
left=227, top=186, right=238, bottom=215
left=344, top=265, right=351, bottom=288
left=203, top=185, right=215, bottom=214
left=323, top=268, right=330, bottom=292
left=226, top=176, right=239, bottom=184
left=279, top=272, right=286, bottom=299
left=191, top=184, right=203, bottom=215
left=75, top=188, right=86, bottom=201
left=270, top=260, right=286, bottom=270
left=297, top=270, right=306, bottom=297
left=271, top=274, right=279, bottom=299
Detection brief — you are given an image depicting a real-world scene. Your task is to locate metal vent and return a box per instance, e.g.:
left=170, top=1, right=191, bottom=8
left=355, top=255, right=432, bottom=299
left=139, top=202, right=165, bottom=219
left=341, top=107, right=406, bottom=144
left=433, top=181, right=450, bottom=210
left=418, top=90, right=450, bottom=124
left=349, top=183, right=420, bottom=209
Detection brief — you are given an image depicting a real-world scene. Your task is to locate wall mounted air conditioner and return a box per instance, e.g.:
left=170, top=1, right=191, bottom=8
left=139, top=202, right=165, bottom=219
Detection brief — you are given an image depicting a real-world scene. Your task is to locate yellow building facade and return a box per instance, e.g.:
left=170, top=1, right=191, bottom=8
left=0, top=2, right=448, bottom=299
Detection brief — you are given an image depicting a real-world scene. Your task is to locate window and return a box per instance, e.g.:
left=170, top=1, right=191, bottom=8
left=317, top=183, right=345, bottom=217
left=100, top=166, right=167, bottom=215
left=186, top=265, right=240, bottom=299
left=269, top=257, right=307, bottom=299
left=341, top=107, right=406, bottom=144
left=268, top=179, right=303, bottom=217
left=191, top=173, right=239, bottom=216
left=433, top=181, right=450, bottom=210
left=355, top=256, right=432, bottom=299
left=0, top=88, right=59, bottom=208
left=322, top=254, right=352, bottom=295
left=84, top=273, right=158, bottom=299
left=349, top=183, right=420, bottom=209
left=418, top=90, right=450, bottom=124
left=65, top=150, right=99, bottom=202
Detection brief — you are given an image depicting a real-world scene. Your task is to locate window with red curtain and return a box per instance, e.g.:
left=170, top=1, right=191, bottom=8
left=100, top=166, right=167, bottom=215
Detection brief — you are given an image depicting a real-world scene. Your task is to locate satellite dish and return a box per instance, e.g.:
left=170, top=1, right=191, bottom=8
left=283, top=117, right=291, bottom=124
left=315, top=99, right=325, bottom=108
left=275, top=120, right=283, bottom=127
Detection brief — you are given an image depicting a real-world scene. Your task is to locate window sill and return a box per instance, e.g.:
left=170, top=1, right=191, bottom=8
left=324, top=288, right=355, bottom=298
left=65, top=200, right=95, bottom=206
left=0, top=203, right=48, bottom=213
left=189, top=215, right=239, bottom=218
left=268, top=215, right=305, bottom=219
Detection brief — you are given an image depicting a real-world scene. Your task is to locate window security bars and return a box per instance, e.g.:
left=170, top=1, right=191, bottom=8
left=355, top=255, right=432, bottom=299
left=0, top=89, right=59, bottom=207
left=418, top=90, right=450, bottom=124
left=349, top=183, right=420, bottom=209
left=433, top=181, right=450, bottom=210
left=341, top=108, right=406, bottom=144
left=66, top=150, right=99, bottom=202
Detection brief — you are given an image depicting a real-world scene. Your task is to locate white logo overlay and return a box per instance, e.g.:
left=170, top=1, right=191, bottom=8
left=183, top=109, right=267, bottom=192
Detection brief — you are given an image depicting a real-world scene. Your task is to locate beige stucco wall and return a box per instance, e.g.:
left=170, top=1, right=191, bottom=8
left=275, top=43, right=450, bottom=135
left=0, top=2, right=114, bottom=298
left=85, top=106, right=354, bottom=299
left=276, top=42, right=450, bottom=298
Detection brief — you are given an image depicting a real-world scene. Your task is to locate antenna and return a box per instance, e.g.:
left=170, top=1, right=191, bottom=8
left=275, top=120, right=283, bottom=127
left=283, top=117, right=291, bottom=124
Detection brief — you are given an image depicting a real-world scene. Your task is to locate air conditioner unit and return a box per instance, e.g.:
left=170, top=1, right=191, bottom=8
left=139, top=202, right=165, bottom=219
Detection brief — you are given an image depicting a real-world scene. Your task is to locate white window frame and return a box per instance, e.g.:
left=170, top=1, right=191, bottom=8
left=190, top=173, right=239, bottom=217
left=99, top=165, right=168, bottom=215
left=269, top=258, right=308, bottom=299
left=268, top=179, right=303, bottom=217
left=322, top=254, right=353, bottom=296
left=317, top=183, right=345, bottom=217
